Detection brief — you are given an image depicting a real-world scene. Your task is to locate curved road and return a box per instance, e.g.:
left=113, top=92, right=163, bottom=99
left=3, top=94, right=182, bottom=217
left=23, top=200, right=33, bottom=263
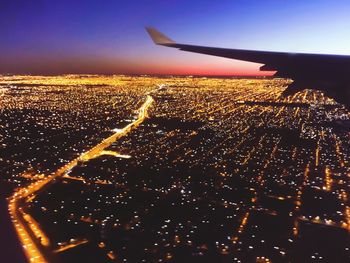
left=7, top=95, right=154, bottom=263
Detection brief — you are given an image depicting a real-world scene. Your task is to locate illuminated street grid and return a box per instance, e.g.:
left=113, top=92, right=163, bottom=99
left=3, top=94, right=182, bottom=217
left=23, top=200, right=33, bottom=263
left=0, top=75, right=155, bottom=190
left=1, top=75, right=349, bottom=263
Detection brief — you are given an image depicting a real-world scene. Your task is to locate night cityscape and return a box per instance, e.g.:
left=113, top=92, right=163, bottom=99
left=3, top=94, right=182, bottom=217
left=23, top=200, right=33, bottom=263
left=1, top=75, right=349, bottom=262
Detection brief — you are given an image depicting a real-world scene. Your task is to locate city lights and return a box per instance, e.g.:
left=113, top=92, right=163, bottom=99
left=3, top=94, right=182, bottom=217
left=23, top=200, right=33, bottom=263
left=1, top=75, right=349, bottom=262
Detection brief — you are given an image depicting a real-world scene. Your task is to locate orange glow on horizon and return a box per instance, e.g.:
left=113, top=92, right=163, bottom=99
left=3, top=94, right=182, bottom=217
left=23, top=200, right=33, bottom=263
left=0, top=53, right=275, bottom=76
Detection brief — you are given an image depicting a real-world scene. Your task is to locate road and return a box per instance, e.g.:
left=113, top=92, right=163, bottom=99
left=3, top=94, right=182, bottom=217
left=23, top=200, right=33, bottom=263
left=7, top=95, right=154, bottom=263
left=0, top=198, right=27, bottom=263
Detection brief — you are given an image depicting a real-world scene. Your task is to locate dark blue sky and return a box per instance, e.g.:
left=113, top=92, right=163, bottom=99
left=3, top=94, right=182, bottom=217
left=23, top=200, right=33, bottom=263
left=1, top=0, right=350, bottom=75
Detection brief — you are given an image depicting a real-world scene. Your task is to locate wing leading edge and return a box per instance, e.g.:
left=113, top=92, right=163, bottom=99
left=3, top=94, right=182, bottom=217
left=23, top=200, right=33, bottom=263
left=146, top=27, right=350, bottom=109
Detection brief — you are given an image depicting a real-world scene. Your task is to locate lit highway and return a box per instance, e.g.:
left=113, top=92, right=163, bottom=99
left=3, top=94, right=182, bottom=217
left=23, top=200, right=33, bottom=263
left=6, top=94, right=154, bottom=263
left=1, top=75, right=349, bottom=262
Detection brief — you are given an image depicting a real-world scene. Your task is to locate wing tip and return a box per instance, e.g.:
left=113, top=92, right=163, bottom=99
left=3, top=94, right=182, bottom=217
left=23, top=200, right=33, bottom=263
left=145, top=27, right=176, bottom=45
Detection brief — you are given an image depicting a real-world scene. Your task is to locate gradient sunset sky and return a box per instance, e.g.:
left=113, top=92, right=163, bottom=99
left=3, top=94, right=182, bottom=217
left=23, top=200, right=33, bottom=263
left=2, top=0, right=350, bottom=75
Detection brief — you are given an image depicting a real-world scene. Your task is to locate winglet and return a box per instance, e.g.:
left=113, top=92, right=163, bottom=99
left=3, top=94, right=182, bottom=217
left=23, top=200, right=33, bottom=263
left=145, top=27, right=176, bottom=46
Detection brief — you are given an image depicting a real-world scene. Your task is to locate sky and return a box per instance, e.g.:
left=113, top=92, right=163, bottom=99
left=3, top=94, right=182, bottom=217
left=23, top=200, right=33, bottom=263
left=1, top=0, right=350, bottom=75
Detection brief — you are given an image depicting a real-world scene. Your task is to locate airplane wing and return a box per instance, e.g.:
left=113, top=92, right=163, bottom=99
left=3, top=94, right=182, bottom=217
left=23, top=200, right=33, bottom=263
left=146, top=27, right=350, bottom=109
